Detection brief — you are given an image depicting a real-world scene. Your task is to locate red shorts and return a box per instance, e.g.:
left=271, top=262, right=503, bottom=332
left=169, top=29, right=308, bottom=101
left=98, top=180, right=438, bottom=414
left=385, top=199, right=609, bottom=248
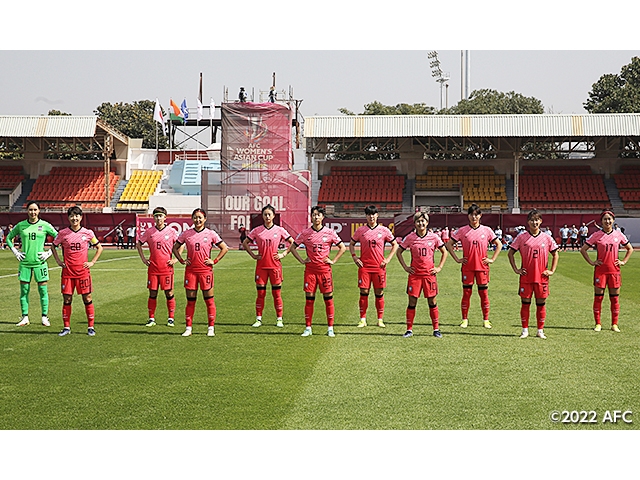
left=358, top=267, right=387, bottom=290
left=304, top=269, right=333, bottom=294
left=518, top=281, right=549, bottom=299
left=184, top=270, right=214, bottom=291
left=61, top=275, right=92, bottom=295
left=255, top=266, right=283, bottom=286
left=594, top=272, right=621, bottom=289
left=147, top=272, right=174, bottom=291
left=461, top=267, right=489, bottom=286
left=407, top=274, right=438, bottom=298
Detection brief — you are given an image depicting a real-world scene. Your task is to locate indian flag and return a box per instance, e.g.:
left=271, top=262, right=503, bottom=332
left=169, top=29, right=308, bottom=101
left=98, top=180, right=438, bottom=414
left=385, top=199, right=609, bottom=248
left=169, top=99, right=184, bottom=124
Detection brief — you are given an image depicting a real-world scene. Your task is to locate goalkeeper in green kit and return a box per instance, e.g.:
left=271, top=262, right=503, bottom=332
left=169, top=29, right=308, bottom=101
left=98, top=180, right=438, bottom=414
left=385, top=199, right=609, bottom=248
left=6, top=202, right=58, bottom=327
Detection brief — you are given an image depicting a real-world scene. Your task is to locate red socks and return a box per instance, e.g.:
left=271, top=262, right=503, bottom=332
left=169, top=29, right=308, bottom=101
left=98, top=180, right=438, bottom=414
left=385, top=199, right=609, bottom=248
left=62, top=304, right=72, bottom=328
left=375, top=294, right=385, bottom=320
left=406, top=305, right=416, bottom=330
left=84, top=302, right=95, bottom=328
left=429, top=304, right=439, bottom=330
left=185, top=298, right=196, bottom=327
left=324, top=297, right=335, bottom=327
left=204, top=296, right=216, bottom=326
left=148, top=297, right=157, bottom=318
left=304, top=298, right=315, bottom=327
left=272, top=287, right=283, bottom=318
left=478, top=287, right=490, bottom=321
left=359, top=293, right=368, bottom=318
left=536, top=304, right=546, bottom=330
left=593, top=294, right=604, bottom=324
left=167, top=296, right=176, bottom=319
left=520, top=303, right=530, bottom=329
left=461, top=286, right=473, bottom=319
left=256, top=287, right=267, bottom=317
left=610, top=294, right=620, bottom=325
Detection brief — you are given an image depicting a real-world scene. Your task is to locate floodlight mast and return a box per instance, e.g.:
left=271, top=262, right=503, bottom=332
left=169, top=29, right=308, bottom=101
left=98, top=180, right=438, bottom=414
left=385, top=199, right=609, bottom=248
left=428, top=51, right=450, bottom=109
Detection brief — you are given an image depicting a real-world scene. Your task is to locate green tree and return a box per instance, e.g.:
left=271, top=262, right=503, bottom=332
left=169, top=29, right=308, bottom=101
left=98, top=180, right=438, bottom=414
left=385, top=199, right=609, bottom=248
left=94, top=100, right=168, bottom=149
left=442, top=89, right=544, bottom=114
left=584, top=57, right=640, bottom=113
left=339, top=101, right=437, bottom=115
left=47, top=109, right=72, bottom=116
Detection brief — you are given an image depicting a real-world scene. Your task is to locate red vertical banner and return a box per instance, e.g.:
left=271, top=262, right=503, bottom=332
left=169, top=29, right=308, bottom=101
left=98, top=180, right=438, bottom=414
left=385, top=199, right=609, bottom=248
left=221, top=102, right=292, bottom=171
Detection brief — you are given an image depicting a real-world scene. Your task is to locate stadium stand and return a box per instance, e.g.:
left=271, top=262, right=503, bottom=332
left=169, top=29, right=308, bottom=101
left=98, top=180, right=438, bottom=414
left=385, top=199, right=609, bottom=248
left=0, top=165, right=25, bottom=190
left=613, top=165, right=640, bottom=211
left=116, top=169, right=163, bottom=211
left=317, top=165, right=405, bottom=214
left=26, top=166, right=119, bottom=211
left=518, top=165, right=611, bottom=211
left=415, top=165, right=507, bottom=211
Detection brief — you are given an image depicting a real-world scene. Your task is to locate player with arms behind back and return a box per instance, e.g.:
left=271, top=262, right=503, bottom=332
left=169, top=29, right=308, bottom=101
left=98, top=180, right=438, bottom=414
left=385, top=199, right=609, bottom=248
left=507, top=209, right=559, bottom=339
left=137, top=206, right=178, bottom=327
left=446, top=204, right=502, bottom=329
left=173, top=208, right=229, bottom=337
left=289, top=206, right=346, bottom=337
left=396, top=212, right=448, bottom=338
left=349, top=205, right=398, bottom=328
left=580, top=210, right=633, bottom=332
left=51, top=206, right=103, bottom=336
left=242, top=204, right=294, bottom=328
left=6, top=201, right=58, bottom=327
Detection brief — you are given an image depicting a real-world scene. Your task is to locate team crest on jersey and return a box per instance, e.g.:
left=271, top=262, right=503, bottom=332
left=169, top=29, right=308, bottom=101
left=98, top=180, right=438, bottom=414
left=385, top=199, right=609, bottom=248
left=377, top=233, right=382, bottom=238
left=428, top=241, right=433, bottom=247
left=322, top=236, right=327, bottom=242
left=81, top=235, right=87, bottom=241
left=165, top=235, right=169, bottom=240
left=481, top=234, right=485, bottom=239
left=38, top=226, right=43, bottom=231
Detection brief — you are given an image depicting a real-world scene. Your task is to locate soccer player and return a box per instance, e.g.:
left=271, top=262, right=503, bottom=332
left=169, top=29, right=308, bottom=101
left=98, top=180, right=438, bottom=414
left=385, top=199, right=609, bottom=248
left=289, top=206, right=346, bottom=337
left=6, top=201, right=58, bottom=327
left=580, top=210, right=633, bottom=332
left=242, top=204, right=294, bottom=328
left=349, top=205, right=398, bottom=328
left=136, top=206, right=178, bottom=327
left=445, top=204, right=502, bottom=328
left=51, top=206, right=103, bottom=336
left=396, top=212, right=448, bottom=338
left=507, top=209, right=559, bottom=339
left=172, top=208, right=229, bottom=337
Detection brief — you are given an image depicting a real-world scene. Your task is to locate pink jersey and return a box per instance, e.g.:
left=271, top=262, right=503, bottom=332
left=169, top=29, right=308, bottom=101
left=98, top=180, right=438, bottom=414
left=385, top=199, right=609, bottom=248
left=441, top=228, right=450, bottom=243
left=139, top=225, right=178, bottom=275
left=586, top=229, right=629, bottom=275
left=294, top=225, right=343, bottom=273
left=177, top=227, right=223, bottom=274
left=352, top=224, right=395, bottom=270
left=53, top=226, right=99, bottom=278
left=399, top=231, right=444, bottom=276
left=450, top=225, right=496, bottom=271
left=247, top=224, right=292, bottom=270
left=509, top=231, right=558, bottom=283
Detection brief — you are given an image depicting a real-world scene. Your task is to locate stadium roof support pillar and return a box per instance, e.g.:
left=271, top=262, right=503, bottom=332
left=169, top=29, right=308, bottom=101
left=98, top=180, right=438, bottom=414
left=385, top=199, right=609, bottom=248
left=513, top=152, right=521, bottom=214
left=103, top=134, right=114, bottom=209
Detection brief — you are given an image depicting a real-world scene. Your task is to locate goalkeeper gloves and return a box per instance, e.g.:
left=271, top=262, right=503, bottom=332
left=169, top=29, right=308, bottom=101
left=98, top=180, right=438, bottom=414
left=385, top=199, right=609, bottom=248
left=38, top=250, right=53, bottom=261
left=11, top=246, right=26, bottom=262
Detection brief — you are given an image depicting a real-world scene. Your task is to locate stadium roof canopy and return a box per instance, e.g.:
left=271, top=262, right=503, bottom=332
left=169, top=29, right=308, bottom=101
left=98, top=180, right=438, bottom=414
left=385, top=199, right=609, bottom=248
left=304, top=113, right=640, bottom=157
left=0, top=115, right=128, bottom=158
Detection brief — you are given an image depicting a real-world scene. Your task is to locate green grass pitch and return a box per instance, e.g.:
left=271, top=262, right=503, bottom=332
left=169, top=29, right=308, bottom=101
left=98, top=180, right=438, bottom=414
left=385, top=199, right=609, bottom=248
left=0, top=247, right=638, bottom=430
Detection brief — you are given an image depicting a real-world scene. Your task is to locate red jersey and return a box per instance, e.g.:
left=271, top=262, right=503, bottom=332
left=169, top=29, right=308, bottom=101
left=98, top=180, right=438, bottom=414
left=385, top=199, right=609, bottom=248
left=399, top=231, right=443, bottom=276
left=450, top=225, right=496, bottom=271
left=352, top=224, right=395, bottom=270
left=53, top=226, right=99, bottom=278
left=509, top=231, right=558, bottom=284
left=247, top=224, right=292, bottom=270
left=294, top=225, right=343, bottom=273
left=586, top=230, right=629, bottom=275
left=177, top=227, right=223, bottom=274
left=138, top=225, right=178, bottom=275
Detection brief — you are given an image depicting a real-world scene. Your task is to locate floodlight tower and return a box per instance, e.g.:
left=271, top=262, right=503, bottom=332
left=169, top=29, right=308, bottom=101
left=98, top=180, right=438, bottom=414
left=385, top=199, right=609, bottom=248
left=428, top=51, right=450, bottom=110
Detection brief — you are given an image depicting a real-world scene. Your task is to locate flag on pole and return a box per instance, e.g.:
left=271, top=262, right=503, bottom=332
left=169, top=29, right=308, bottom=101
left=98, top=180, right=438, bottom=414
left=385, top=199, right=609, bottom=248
left=197, top=73, right=204, bottom=122
left=153, top=98, right=167, bottom=135
left=169, top=99, right=184, bottom=124
left=181, top=99, right=189, bottom=123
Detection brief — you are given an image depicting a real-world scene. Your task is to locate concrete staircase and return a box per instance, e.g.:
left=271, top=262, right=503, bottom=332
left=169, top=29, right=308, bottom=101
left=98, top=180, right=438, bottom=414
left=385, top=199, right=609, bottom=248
left=110, top=179, right=128, bottom=208
left=11, top=179, right=35, bottom=212
left=604, top=177, right=625, bottom=215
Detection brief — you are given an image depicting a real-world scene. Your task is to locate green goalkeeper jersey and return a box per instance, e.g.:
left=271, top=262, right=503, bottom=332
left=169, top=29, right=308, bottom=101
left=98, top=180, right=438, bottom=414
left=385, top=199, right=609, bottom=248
left=6, top=219, right=58, bottom=267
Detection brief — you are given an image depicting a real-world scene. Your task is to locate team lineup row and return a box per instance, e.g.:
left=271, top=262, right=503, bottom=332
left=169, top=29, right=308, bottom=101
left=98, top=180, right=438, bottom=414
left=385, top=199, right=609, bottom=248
left=5, top=202, right=633, bottom=338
